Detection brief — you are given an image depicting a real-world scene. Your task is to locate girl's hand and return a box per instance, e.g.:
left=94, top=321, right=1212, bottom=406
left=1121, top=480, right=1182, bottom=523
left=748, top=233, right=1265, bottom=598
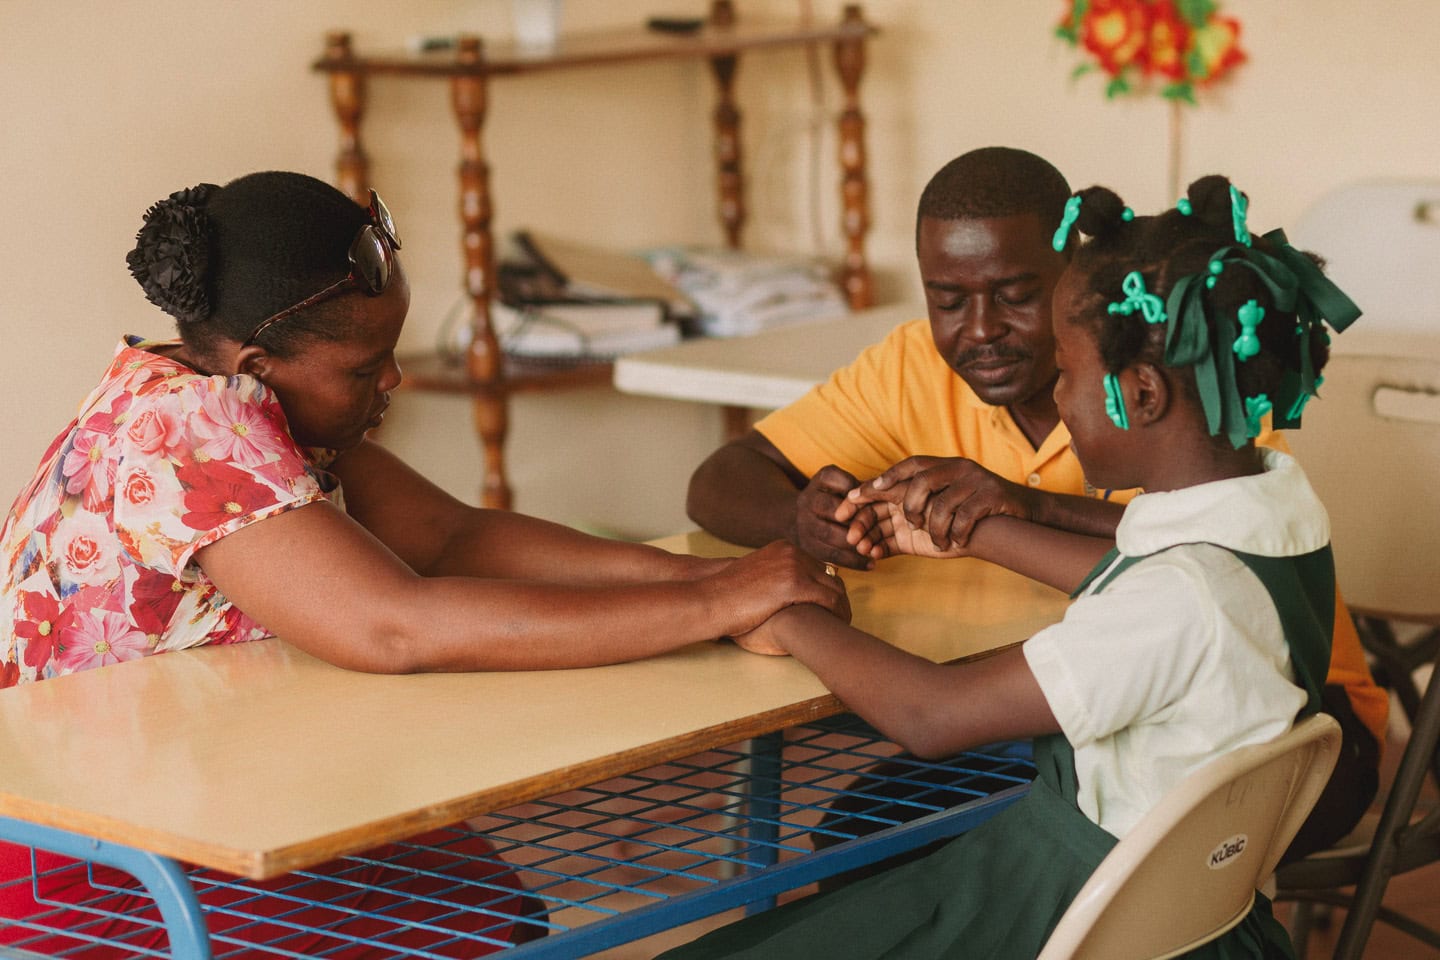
left=851, top=499, right=972, bottom=560
left=729, top=618, right=790, bottom=656
left=838, top=456, right=1036, bottom=558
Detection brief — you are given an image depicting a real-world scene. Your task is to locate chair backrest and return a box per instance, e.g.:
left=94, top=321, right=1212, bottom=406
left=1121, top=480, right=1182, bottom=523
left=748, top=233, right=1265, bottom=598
left=1285, top=354, right=1440, bottom=623
left=1037, top=713, right=1342, bottom=960
left=1291, top=179, right=1440, bottom=342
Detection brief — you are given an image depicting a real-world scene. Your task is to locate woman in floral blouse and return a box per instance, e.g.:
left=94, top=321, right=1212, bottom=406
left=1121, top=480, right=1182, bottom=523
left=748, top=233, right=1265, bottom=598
left=2, top=170, right=846, bottom=683
left=0, top=171, right=848, bottom=953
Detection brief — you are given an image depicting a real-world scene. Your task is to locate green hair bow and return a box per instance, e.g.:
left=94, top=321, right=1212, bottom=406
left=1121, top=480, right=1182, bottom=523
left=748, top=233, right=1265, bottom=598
left=1160, top=228, right=1362, bottom=448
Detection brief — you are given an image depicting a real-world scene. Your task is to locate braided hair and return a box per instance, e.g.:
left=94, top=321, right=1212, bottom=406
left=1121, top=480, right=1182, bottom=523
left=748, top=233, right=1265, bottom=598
left=916, top=147, right=1071, bottom=244
left=125, top=171, right=371, bottom=359
left=1057, top=175, right=1358, bottom=447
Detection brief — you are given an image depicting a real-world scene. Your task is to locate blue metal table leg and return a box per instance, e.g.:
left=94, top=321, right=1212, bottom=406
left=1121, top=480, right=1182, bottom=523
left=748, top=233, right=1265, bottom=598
left=0, top=816, right=212, bottom=959
left=741, top=732, right=784, bottom=916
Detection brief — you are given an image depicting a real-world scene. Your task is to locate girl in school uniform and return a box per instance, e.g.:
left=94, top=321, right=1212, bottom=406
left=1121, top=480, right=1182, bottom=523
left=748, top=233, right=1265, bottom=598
left=658, top=174, right=1362, bottom=960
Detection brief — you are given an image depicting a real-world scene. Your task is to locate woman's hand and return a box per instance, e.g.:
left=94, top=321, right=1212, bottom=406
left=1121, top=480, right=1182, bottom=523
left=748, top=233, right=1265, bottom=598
left=703, top=541, right=850, bottom=639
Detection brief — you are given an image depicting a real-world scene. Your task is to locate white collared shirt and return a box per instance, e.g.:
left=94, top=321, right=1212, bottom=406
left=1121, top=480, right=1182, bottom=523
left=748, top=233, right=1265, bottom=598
left=1023, top=451, right=1330, bottom=838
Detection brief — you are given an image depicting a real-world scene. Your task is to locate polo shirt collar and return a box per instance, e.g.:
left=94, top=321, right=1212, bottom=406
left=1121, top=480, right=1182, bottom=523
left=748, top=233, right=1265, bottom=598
left=964, top=387, right=1075, bottom=468
left=1117, top=450, right=1329, bottom=559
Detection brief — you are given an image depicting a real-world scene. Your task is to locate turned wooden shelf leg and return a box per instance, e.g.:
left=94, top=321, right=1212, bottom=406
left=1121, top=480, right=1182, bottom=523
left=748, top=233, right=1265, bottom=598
left=453, top=36, right=512, bottom=511
left=325, top=32, right=370, bottom=205
left=834, top=5, right=874, bottom=310
left=709, top=1, right=744, bottom=251
left=711, top=1, right=747, bottom=437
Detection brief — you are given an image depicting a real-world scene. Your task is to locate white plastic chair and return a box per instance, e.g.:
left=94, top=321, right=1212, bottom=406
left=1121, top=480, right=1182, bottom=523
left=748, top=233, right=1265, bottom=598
left=1036, top=713, right=1342, bottom=960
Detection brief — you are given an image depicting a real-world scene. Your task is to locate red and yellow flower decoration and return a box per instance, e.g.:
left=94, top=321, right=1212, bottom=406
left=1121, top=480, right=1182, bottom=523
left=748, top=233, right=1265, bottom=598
left=1056, top=0, right=1246, bottom=102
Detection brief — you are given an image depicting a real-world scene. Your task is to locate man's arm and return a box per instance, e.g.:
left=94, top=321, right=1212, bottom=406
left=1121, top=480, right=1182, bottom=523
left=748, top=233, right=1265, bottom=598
left=687, top=430, right=874, bottom=568
left=687, top=431, right=806, bottom=547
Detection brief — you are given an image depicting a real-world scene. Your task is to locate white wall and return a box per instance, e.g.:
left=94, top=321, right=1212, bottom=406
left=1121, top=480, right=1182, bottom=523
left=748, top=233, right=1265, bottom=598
left=3, top=1, right=1437, bottom=539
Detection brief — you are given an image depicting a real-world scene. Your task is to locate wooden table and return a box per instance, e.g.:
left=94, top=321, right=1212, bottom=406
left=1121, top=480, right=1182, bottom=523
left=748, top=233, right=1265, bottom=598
left=315, top=0, right=878, bottom=509
left=0, top=532, right=1067, bottom=955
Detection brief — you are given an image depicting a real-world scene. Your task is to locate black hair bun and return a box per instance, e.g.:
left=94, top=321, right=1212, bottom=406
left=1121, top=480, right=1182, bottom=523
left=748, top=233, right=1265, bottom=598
left=1072, top=185, right=1129, bottom=242
left=1185, top=175, right=1241, bottom=231
left=125, top=183, right=221, bottom=325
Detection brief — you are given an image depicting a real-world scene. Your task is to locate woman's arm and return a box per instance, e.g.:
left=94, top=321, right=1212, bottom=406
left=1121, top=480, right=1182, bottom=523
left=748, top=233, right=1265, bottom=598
left=332, top=440, right=721, bottom=583
left=196, top=502, right=848, bottom=674
left=750, top=604, right=1060, bottom=759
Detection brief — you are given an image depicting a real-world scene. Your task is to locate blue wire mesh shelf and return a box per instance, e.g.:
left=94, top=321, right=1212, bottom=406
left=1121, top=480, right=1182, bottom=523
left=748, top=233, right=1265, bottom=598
left=0, top=714, right=1035, bottom=959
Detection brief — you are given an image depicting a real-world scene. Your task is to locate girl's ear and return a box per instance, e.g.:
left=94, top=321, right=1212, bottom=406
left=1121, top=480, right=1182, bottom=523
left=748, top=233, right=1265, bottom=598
left=1128, top=362, right=1172, bottom=427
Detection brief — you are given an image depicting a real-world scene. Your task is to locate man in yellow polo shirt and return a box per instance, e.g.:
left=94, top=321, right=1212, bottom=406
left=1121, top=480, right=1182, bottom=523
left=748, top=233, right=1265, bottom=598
left=687, top=146, right=1383, bottom=866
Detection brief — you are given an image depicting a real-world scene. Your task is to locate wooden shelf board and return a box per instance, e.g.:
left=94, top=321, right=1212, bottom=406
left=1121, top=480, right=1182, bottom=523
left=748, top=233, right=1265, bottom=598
left=398, top=351, right=614, bottom=397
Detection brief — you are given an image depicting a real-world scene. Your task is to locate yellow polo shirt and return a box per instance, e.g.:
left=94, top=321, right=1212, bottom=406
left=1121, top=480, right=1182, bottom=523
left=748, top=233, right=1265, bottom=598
left=757, top=318, right=1090, bottom=496
left=755, top=317, right=1387, bottom=749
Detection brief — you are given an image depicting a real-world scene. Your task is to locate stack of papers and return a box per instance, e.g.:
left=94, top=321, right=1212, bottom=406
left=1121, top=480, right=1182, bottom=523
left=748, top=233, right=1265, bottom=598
left=644, top=247, right=849, bottom=338
left=493, top=300, right=680, bottom=359
left=490, top=231, right=689, bottom=360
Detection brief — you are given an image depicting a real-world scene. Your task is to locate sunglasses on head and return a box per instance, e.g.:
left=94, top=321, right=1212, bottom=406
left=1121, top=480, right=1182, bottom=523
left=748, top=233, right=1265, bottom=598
left=243, top=190, right=402, bottom=348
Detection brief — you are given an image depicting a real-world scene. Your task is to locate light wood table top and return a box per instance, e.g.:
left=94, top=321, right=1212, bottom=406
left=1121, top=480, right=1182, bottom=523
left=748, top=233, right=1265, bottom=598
left=612, top=304, right=918, bottom=409
left=0, top=531, right=1066, bottom=881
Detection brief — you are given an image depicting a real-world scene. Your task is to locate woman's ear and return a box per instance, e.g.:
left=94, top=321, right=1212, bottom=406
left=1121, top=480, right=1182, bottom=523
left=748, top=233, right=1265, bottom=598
left=1128, top=362, right=1172, bottom=427
left=236, top=344, right=272, bottom=381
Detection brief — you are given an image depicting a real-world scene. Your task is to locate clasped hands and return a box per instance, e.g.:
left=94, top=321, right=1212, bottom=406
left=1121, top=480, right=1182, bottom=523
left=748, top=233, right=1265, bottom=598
left=731, top=457, right=1035, bottom=659
left=730, top=456, right=1030, bottom=657
left=799, top=455, right=1037, bottom=569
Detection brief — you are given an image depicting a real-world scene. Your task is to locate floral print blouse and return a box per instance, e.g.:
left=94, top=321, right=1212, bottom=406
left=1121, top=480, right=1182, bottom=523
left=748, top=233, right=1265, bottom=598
left=0, top=337, right=340, bottom=688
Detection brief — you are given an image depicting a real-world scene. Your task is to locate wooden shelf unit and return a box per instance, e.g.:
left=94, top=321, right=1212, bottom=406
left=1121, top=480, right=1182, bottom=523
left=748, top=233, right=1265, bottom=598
left=314, top=0, right=876, bottom=508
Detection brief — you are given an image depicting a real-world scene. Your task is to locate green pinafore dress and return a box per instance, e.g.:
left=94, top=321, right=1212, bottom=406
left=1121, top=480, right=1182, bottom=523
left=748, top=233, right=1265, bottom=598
left=660, top=545, right=1334, bottom=960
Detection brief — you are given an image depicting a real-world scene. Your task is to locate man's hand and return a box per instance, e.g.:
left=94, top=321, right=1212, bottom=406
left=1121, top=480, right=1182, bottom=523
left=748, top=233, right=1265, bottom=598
left=794, top=465, right=874, bottom=569
left=837, top=456, right=1038, bottom=558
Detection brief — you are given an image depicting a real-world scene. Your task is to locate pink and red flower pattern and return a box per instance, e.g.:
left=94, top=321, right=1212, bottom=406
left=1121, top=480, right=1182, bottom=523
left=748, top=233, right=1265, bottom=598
left=0, top=337, right=338, bottom=688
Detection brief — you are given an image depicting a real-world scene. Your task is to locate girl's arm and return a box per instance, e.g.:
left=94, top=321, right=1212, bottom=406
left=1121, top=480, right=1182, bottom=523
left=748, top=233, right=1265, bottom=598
left=846, top=496, right=1112, bottom=595
left=956, top=516, right=1113, bottom=595
left=839, top=455, right=1127, bottom=548
left=747, top=604, right=1060, bottom=759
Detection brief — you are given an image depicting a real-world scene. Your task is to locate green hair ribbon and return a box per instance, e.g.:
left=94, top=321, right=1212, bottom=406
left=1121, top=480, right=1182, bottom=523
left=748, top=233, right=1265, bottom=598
left=1160, top=228, right=1362, bottom=447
